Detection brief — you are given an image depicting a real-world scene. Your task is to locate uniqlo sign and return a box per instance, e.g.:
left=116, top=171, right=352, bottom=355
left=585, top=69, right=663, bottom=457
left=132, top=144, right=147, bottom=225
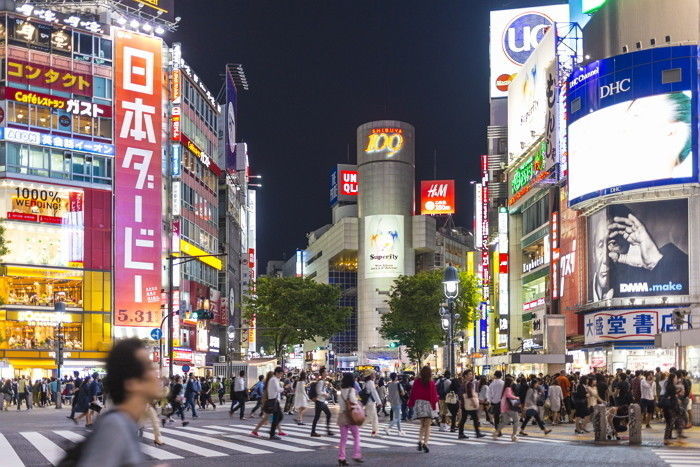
left=420, top=180, right=455, bottom=215
left=339, top=170, right=358, bottom=196
left=114, top=30, right=163, bottom=328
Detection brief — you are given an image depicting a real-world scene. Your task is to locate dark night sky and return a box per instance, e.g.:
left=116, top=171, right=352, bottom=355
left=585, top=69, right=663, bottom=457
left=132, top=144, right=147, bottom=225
left=172, top=0, right=564, bottom=267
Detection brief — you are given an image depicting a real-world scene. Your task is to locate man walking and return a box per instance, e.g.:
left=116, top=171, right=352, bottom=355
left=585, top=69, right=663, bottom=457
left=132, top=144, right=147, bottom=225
left=249, top=375, right=265, bottom=416
left=268, top=367, right=285, bottom=440
left=229, top=370, right=248, bottom=420
left=17, top=376, right=29, bottom=411
left=310, top=367, right=333, bottom=437
left=184, top=373, right=199, bottom=418
left=487, top=371, right=505, bottom=431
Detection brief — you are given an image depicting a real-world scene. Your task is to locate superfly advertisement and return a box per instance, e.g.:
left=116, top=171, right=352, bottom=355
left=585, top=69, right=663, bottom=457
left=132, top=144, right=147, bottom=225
left=114, top=30, right=163, bottom=328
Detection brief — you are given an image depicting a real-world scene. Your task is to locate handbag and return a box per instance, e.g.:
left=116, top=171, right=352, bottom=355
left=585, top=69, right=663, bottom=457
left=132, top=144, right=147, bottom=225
left=343, top=392, right=366, bottom=426
left=508, top=398, right=521, bottom=411
left=414, top=399, right=435, bottom=419
left=263, top=398, right=278, bottom=414
left=445, top=391, right=458, bottom=405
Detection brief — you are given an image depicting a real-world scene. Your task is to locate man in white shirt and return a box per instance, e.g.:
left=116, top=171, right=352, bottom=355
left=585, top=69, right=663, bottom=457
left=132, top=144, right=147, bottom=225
left=311, top=367, right=333, bottom=437
left=487, top=371, right=505, bottom=429
left=268, top=367, right=284, bottom=440
left=640, top=372, right=657, bottom=429
left=229, top=370, right=248, bottom=420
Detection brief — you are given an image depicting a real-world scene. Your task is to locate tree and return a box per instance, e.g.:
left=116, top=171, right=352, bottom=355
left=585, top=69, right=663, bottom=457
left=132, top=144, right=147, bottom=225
left=380, top=269, right=479, bottom=367
left=243, top=276, right=351, bottom=365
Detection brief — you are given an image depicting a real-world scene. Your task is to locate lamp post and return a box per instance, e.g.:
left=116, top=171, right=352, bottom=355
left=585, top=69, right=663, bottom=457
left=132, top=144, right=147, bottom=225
left=442, top=266, right=459, bottom=377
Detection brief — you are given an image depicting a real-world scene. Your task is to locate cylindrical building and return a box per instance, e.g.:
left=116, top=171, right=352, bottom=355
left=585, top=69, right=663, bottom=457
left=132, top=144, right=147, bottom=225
left=356, top=120, right=416, bottom=354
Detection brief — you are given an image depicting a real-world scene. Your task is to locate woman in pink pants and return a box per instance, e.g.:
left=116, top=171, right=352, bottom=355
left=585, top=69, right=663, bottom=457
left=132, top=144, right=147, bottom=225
left=337, top=372, right=363, bottom=465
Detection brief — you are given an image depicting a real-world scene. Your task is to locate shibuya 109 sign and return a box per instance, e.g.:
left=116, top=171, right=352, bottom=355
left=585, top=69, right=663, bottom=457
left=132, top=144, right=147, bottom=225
left=365, top=127, right=404, bottom=158
left=114, top=30, right=163, bottom=328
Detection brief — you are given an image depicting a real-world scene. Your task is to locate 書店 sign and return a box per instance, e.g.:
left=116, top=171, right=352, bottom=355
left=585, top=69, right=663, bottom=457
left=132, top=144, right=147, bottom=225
left=583, top=308, right=690, bottom=345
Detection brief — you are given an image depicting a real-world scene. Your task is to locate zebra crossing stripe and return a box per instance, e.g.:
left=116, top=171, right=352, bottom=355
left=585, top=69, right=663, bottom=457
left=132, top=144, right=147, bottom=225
left=274, top=426, right=389, bottom=449
left=54, top=431, right=183, bottom=462
left=175, top=426, right=228, bottom=435
left=355, top=429, right=455, bottom=447
left=159, top=427, right=271, bottom=454
left=207, top=425, right=329, bottom=447
left=0, top=433, right=25, bottom=467
left=20, top=432, right=65, bottom=467
left=220, top=433, right=312, bottom=452
left=141, top=431, right=227, bottom=457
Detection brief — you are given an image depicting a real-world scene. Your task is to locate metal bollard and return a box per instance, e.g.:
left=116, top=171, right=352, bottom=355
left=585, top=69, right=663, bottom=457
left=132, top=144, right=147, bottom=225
left=629, top=403, right=642, bottom=445
left=593, top=404, right=607, bottom=442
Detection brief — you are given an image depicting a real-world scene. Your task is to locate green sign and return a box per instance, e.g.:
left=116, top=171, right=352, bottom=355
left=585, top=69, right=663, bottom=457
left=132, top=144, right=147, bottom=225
left=511, top=141, right=547, bottom=194
left=582, top=0, right=607, bottom=14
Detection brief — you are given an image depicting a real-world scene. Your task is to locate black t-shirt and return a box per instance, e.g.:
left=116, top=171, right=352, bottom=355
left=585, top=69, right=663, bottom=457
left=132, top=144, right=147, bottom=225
left=616, top=380, right=631, bottom=405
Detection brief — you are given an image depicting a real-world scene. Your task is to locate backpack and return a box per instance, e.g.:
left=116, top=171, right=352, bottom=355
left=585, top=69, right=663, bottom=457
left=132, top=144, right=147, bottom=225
left=437, top=378, right=448, bottom=398
left=359, top=387, right=372, bottom=405
left=308, top=381, right=319, bottom=401
left=343, top=392, right=366, bottom=426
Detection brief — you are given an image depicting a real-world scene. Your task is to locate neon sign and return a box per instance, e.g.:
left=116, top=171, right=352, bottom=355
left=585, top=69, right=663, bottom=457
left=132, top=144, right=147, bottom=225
left=511, top=141, right=546, bottom=194
left=365, top=128, right=404, bottom=157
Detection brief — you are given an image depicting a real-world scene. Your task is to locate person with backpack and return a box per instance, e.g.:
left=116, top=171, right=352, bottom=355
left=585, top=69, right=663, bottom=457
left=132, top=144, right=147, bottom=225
left=310, top=367, right=333, bottom=437
left=294, top=371, right=310, bottom=425
left=249, top=375, right=265, bottom=416
left=360, top=372, right=381, bottom=436
left=445, top=373, right=462, bottom=432
left=383, top=372, right=405, bottom=436
left=60, top=338, right=163, bottom=467
left=519, top=379, right=552, bottom=437
left=337, top=372, right=364, bottom=466
left=165, top=374, right=189, bottom=427
left=495, top=375, right=521, bottom=442
left=436, top=371, right=451, bottom=432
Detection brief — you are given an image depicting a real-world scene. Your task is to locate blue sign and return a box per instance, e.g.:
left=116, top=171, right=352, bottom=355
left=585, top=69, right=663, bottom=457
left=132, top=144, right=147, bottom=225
left=181, top=365, right=191, bottom=373
left=502, top=12, right=554, bottom=65
left=0, top=127, right=115, bottom=156
left=150, top=328, right=162, bottom=340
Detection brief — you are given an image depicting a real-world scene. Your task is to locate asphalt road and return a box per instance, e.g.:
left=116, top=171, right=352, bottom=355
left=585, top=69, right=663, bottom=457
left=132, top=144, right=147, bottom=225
left=0, top=402, right=697, bottom=466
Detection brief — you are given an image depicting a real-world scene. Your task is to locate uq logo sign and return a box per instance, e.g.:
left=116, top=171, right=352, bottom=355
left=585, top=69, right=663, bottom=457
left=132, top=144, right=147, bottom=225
left=502, top=12, right=553, bottom=65
left=365, top=128, right=404, bottom=157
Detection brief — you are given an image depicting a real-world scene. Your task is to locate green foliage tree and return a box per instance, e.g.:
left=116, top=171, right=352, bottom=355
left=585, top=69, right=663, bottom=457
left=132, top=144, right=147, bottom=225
left=380, top=269, right=479, bottom=367
left=243, top=276, right=351, bottom=364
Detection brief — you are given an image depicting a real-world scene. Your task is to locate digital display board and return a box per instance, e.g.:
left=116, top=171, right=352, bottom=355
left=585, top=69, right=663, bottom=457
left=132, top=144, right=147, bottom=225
left=567, top=46, right=698, bottom=205
left=420, top=180, right=455, bottom=215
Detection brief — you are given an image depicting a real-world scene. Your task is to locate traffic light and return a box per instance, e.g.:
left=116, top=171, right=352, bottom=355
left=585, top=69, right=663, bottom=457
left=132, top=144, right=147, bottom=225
left=193, top=309, right=214, bottom=320
left=388, top=342, right=399, bottom=348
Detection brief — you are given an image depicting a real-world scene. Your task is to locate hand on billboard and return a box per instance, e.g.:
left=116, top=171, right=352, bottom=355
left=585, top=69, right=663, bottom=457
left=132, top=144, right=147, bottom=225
left=607, top=214, right=663, bottom=270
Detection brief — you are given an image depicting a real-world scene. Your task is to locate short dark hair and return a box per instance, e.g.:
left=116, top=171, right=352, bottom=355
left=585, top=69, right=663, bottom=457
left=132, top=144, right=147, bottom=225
left=319, top=366, right=327, bottom=375
left=258, top=375, right=264, bottom=381
left=274, top=366, right=283, bottom=374
left=494, top=370, right=503, bottom=379
left=390, top=372, right=397, bottom=381
left=239, top=370, right=245, bottom=377
left=103, top=338, right=147, bottom=405
left=341, top=372, right=354, bottom=388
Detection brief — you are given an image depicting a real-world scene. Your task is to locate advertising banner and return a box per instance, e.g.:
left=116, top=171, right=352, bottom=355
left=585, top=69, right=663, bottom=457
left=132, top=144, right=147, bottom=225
left=365, top=215, right=404, bottom=279
left=558, top=188, right=585, bottom=336
left=567, top=46, right=697, bottom=205
left=420, top=180, right=456, bottom=215
left=0, top=128, right=114, bottom=157
left=225, top=67, right=237, bottom=171
left=489, top=4, right=568, bottom=98
left=507, top=28, right=556, bottom=162
left=7, top=58, right=92, bottom=97
left=114, top=30, right=163, bottom=328
left=4, top=86, right=112, bottom=117
left=587, top=199, right=688, bottom=302
left=329, top=164, right=358, bottom=205
left=120, top=0, right=175, bottom=22
left=584, top=308, right=688, bottom=344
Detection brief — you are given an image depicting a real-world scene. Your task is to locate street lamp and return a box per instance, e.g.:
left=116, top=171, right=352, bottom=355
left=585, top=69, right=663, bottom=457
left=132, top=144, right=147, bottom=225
left=442, top=266, right=459, bottom=376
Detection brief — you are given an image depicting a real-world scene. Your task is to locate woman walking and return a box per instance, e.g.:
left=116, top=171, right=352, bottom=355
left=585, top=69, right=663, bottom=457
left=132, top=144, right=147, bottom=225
left=477, top=376, right=492, bottom=425
left=363, top=373, right=381, bottom=436
left=494, top=376, right=520, bottom=441
left=519, top=379, right=552, bottom=437
left=458, top=370, right=484, bottom=439
left=547, top=379, right=563, bottom=425
left=294, top=371, right=310, bottom=425
left=165, top=375, right=189, bottom=427
left=660, top=373, right=684, bottom=445
left=337, top=372, right=363, bottom=466
left=407, top=366, right=439, bottom=453
left=383, top=372, right=405, bottom=436
left=573, top=376, right=591, bottom=434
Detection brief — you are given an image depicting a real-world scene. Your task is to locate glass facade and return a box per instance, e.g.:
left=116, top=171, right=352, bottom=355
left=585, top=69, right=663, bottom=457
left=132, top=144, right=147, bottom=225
left=328, top=268, right=358, bottom=354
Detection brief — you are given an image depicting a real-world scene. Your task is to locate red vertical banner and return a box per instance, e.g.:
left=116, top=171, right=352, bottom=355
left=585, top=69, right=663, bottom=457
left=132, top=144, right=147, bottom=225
left=114, top=30, right=163, bottom=328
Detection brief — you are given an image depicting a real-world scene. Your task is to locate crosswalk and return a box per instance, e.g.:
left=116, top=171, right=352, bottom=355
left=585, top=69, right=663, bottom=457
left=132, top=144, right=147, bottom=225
left=653, top=449, right=700, bottom=466
left=0, top=421, right=639, bottom=465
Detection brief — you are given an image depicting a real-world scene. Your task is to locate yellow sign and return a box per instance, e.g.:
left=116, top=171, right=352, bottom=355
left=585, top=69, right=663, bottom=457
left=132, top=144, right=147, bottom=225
left=179, top=240, right=223, bottom=270
left=16, top=311, right=75, bottom=324
left=365, top=131, right=404, bottom=157
left=4, top=266, right=83, bottom=280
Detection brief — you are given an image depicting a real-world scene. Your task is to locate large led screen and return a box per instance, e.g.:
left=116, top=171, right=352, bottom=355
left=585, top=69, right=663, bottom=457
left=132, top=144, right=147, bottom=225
left=587, top=199, right=688, bottom=301
left=569, top=92, right=693, bottom=203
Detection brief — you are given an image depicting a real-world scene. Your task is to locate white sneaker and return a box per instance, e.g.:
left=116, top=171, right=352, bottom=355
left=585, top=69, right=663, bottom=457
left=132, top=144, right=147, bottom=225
left=439, top=424, right=447, bottom=432
left=384, top=427, right=391, bottom=436
left=511, top=435, right=518, bottom=442
left=398, top=430, right=406, bottom=436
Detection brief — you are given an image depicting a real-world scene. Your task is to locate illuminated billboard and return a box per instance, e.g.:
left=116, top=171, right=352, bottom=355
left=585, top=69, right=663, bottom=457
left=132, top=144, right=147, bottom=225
left=420, top=180, right=455, bottom=215
left=587, top=199, right=688, bottom=302
left=329, top=164, right=358, bottom=205
left=489, top=4, right=568, bottom=98
left=224, top=66, right=237, bottom=171
left=114, top=30, right=163, bottom=328
left=507, top=28, right=556, bottom=163
left=567, top=46, right=698, bottom=205
left=120, top=0, right=175, bottom=22
left=364, top=215, right=404, bottom=279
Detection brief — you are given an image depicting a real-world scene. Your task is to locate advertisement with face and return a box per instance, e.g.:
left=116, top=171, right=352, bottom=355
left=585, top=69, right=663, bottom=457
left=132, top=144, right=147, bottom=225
left=489, top=4, right=568, bottom=98
left=587, top=199, right=688, bottom=302
left=507, top=28, right=556, bottom=163
left=567, top=46, right=697, bottom=205
left=365, top=215, right=404, bottom=279
left=225, top=67, right=237, bottom=171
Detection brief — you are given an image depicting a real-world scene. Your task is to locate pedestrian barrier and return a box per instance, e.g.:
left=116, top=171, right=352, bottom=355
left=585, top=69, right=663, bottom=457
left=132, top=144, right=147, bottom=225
left=593, top=403, right=641, bottom=445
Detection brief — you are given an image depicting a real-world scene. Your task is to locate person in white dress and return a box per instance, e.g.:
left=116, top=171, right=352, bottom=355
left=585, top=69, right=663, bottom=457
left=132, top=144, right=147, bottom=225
left=363, top=372, right=381, bottom=436
left=547, top=379, right=563, bottom=425
left=294, top=371, right=310, bottom=425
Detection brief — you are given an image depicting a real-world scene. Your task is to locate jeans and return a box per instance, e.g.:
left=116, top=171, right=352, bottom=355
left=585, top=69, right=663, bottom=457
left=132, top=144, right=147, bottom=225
left=250, top=399, right=262, bottom=414
left=459, top=409, right=480, bottom=435
left=229, top=391, right=246, bottom=418
left=387, top=403, right=402, bottom=431
left=491, top=403, right=502, bottom=428
left=338, top=425, right=361, bottom=461
left=185, top=395, right=198, bottom=417
left=270, top=402, right=284, bottom=437
left=312, top=400, right=331, bottom=434
left=498, top=410, right=519, bottom=436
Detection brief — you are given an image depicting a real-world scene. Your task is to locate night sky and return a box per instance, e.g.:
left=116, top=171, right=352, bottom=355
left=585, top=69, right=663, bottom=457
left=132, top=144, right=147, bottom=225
left=172, top=0, right=564, bottom=267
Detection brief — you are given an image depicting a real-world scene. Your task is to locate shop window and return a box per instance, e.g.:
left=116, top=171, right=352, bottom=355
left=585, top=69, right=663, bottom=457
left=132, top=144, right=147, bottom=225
left=91, top=156, right=111, bottom=183
left=0, top=275, right=83, bottom=309
left=71, top=154, right=87, bottom=181
left=95, top=37, right=112, bottom=64
left=28, top=146, right=48, bottom=177
left=0, top=320, right=82, bottom=350
left=8, top=101, right=28, bottom=124
left=96, top=117, right=112, bottom=139
left=73, top=114, right=93, bottom=136
left=34, top=106, right=52, bottom=129
left=50, top=150, right=70, bottom=179
left=93, top=77, right=112, bottom=100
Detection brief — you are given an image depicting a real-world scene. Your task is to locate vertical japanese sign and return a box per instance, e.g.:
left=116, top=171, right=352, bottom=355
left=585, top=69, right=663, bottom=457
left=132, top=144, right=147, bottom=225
left=225, top=67, right=238, bottom=171
left=114, top=30, right=163, bottom=328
